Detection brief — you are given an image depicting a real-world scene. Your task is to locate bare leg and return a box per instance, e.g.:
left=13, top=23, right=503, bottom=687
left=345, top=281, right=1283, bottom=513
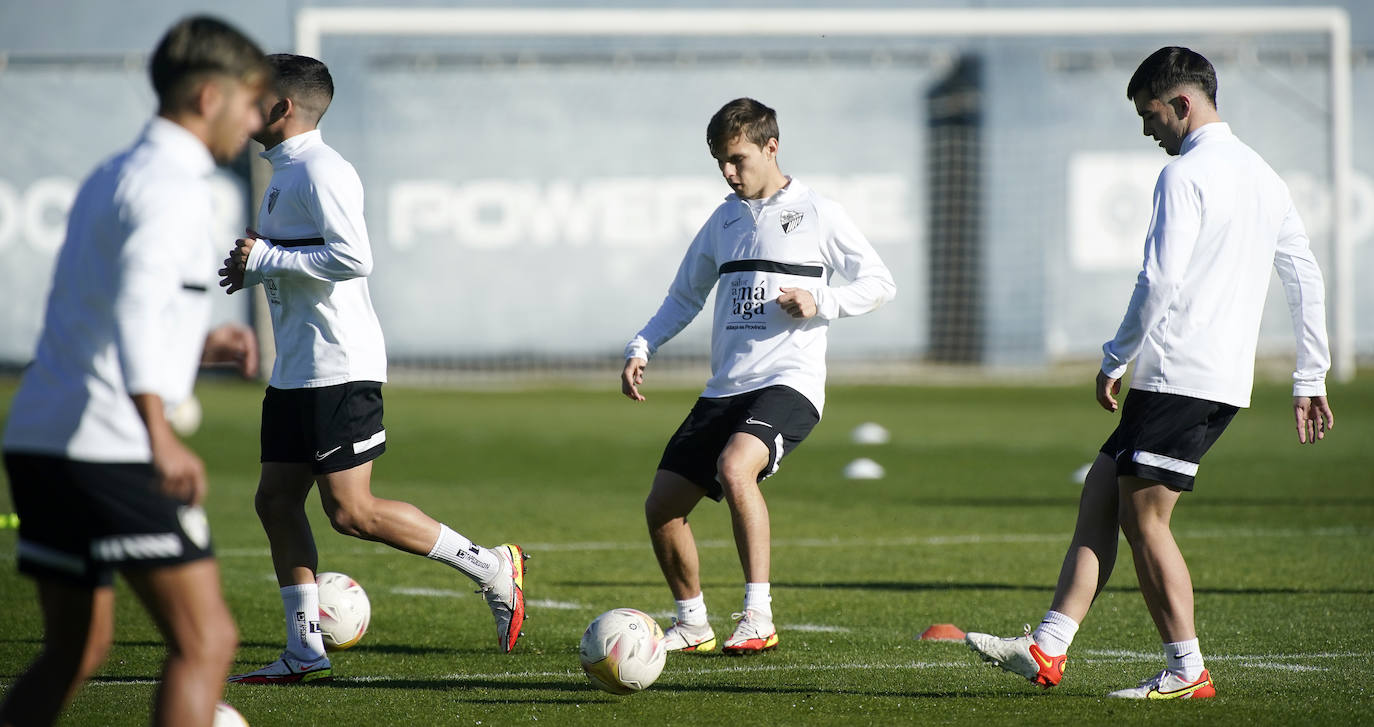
left=315, top=461, right=441, bottom=554
left=1048, top=452, right=1122, bottom=622
left=255, top=462, right=319, bottom=587
left=716, top=433, right=772, bottom=584
left=644, top=469, right=707, bottom=600
left=0, top=580, right=114, bottom=727
left=124, top=559, right=238, bottom=727
left=1118, top=476, right=1195, bottom=642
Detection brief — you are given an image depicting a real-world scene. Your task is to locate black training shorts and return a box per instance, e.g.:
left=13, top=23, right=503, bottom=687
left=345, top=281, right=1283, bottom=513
left=658, top=385, right=820, bottom=501
left=4, top=452, right=215, bottom=587
left=1101, top=388, right=1239, bottom=492
left=261, top=381, right=387, bottom=475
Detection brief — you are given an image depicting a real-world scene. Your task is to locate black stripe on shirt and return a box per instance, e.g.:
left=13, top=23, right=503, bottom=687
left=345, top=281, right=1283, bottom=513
left=181, top=282, right=207, bottom=293
left=718, top=259, right=823, bottom=278
left=272, top=237, right=326, bottom=248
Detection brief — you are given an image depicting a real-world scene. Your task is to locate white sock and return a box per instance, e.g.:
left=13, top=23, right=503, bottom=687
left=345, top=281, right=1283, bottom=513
left=1032, top=610, right=1079, bottom=656
left=675, top=594, right=708, bottom=627
left=1164, top=638, right=1206, bottom=681
left=427, top=524, right=501, bottom=584
left=743, top=582, right=772, bottom=618
left=281, top=584, right=326, bottom=661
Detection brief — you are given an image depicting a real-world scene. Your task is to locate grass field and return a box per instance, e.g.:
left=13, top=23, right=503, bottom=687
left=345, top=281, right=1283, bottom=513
left=1, top=374, right=1372, bottom=726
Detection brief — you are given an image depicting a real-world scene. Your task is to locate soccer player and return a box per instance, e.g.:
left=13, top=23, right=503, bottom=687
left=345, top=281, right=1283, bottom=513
left=622, top=98, right=896, bottom=654
left=0, top=16, right=267, bottom=726
left=219, top=54, right=526, bottom=684
left=964, top=47, right=1335, bottom=699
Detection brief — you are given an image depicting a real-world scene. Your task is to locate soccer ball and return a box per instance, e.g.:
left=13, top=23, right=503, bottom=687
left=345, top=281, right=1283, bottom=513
left=578, top=608, right=667, bottom=695
left=316, top=571, right=371, bottom=650
left=213, top=702, right=249, bottom=727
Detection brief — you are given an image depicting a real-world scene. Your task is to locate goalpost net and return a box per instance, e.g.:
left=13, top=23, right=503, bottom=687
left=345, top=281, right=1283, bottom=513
left=290, top=7, right=1355, bottom=384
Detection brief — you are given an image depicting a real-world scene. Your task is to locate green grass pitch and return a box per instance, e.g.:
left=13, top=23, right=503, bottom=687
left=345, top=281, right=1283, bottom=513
left=1, top=375, right=1372, bottom=726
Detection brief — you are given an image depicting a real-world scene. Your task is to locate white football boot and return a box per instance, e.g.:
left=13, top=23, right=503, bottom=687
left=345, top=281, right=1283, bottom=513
left=722, top=610, right=778, bottom=654
left=477, top=543, right=527, bottom=653
left=227, top=651, right=332, bottom=684
left=1107, top=669, right=1216, bottom=699
left=662, top=618, right=717, bottom=653
left=964, top=625, right=1067, bottom=688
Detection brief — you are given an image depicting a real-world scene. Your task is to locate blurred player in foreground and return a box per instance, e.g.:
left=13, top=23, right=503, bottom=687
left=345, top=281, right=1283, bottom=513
left=0, top=16, right=267, bottom=726
left=964, top=46, right=1334, bottom=700
left=622, top=98, right=896, bottom=655
left=220, top=55, right=525, bottom=684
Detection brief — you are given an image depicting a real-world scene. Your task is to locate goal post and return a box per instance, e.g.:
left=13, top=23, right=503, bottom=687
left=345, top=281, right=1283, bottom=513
left=294, top=6, right=1355, bottom=382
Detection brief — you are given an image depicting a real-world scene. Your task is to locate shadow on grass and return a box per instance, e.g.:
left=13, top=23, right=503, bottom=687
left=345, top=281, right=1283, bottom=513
left=308, top=676, right=1036, bottom=702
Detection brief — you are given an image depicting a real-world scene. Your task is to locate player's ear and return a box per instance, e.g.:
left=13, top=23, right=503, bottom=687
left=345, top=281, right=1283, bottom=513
left=274, top=97, right=292, bottom=123
left=1169, top=93, right=1192, bottom=121
left=764, top=137, right=779, bottom=161
left=195, top=78, right=225, bottom=118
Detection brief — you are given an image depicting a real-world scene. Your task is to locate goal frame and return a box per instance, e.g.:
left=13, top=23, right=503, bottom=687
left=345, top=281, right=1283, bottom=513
left=295, top=6, right=1355, bottom=381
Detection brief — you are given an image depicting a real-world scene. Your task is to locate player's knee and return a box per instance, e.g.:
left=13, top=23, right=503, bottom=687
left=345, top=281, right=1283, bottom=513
left=324, top=499, right=372, bottom=538
left=644, top=491, right=682, bottom=529
left=715, top=458, right=759, bottom=497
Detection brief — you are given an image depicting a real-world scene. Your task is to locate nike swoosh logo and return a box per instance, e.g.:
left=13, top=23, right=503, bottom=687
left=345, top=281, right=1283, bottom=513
left=744, top=417, right=773, bottom=428
left=314, top=446, right=343, bottom=461
left=724, top=217, right=742, bottom=228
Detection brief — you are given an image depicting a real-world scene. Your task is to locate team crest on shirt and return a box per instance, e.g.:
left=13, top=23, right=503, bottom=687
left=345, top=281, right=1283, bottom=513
left=780, top=209, right=804, bottom=234
left=267, top=186, right=281, bottom=214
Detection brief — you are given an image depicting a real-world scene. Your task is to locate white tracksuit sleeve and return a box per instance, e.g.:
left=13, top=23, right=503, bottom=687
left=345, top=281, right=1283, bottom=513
left=625, top=221, right=719, bottom=362
left=245, top=167, right=372, bottom=284
left=1101, top=165, right=1200, bottom=379
left=113, top=185, right=196, bottom=398
left=811, top=200, right=896, bottom=320
left=1272, top=202, right=1330, bottom=396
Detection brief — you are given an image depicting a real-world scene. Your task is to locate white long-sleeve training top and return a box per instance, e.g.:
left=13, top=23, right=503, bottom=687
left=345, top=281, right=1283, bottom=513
left=626, top=178, right=896, bottom=416
left=244, top=130, right=387, bottom=389
left=1101, top=122, right=1330, bottom=408
left=3, top=118, right=215, bottom=461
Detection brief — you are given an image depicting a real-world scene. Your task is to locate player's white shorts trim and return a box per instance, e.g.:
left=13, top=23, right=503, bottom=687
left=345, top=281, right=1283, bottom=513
left=354, top=429, right=386, bottom=455
left=1132, top=450, right=1199, bottom=477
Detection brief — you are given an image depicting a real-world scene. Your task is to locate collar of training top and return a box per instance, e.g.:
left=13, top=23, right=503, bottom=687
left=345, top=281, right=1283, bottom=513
left=1179, top=121, right=1233, bottom=156
left=142, top=116, right=215, bottom=178
left=724, top=175, right=804, bottom=206
left=260, top=128, right=323, bottom=165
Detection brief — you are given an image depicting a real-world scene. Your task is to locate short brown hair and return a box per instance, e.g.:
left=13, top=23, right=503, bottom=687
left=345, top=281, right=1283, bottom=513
left=706, top=98, right=779, bottom=156
left=1126, top=47, right=1218, bottom=107
left=267, top=54, right=335, bottom=124
left=150, top=16, right=269, bottom=113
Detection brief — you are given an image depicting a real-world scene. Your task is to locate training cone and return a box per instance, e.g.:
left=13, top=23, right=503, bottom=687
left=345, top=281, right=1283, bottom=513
left=918, top=624, right=966, bottom=642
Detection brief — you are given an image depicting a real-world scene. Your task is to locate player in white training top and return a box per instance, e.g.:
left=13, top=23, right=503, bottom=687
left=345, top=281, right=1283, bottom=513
left=220, top=55, right=526, bottom=684
left=964, top=47, right=1335, bottom=700
left=622, top=98, right=896, bottom=655
left=1, top=17, right=266, bottom=726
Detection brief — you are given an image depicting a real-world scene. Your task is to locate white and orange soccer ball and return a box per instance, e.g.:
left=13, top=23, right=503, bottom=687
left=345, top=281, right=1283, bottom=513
left=578, top=608, right=667, bottom=695
left=316, top=571, right=371, bottom=650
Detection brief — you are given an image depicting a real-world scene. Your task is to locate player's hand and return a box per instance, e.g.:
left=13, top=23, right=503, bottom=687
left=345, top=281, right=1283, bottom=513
left=622, top=357, right=647, bottom=401
left=218, top=228, right=260, bottom=294
left=1096, top=369, right=1121, bottom=413
left=1294, top=395, right=1334, bottom=444
left=150, top=427, right=208, bottom=505
left=202, top=323, right=259, bottom=378
left=776, top=287, right=817, bottom=319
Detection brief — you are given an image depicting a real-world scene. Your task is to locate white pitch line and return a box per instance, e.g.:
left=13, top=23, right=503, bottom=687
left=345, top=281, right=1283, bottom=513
left=785, top=624, right=853, bottom=633
left=392, top=586, right=470, bottom=598
left=528, top=599, right=587, bottom=610
left=388, top=588, right=586, bottom=611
